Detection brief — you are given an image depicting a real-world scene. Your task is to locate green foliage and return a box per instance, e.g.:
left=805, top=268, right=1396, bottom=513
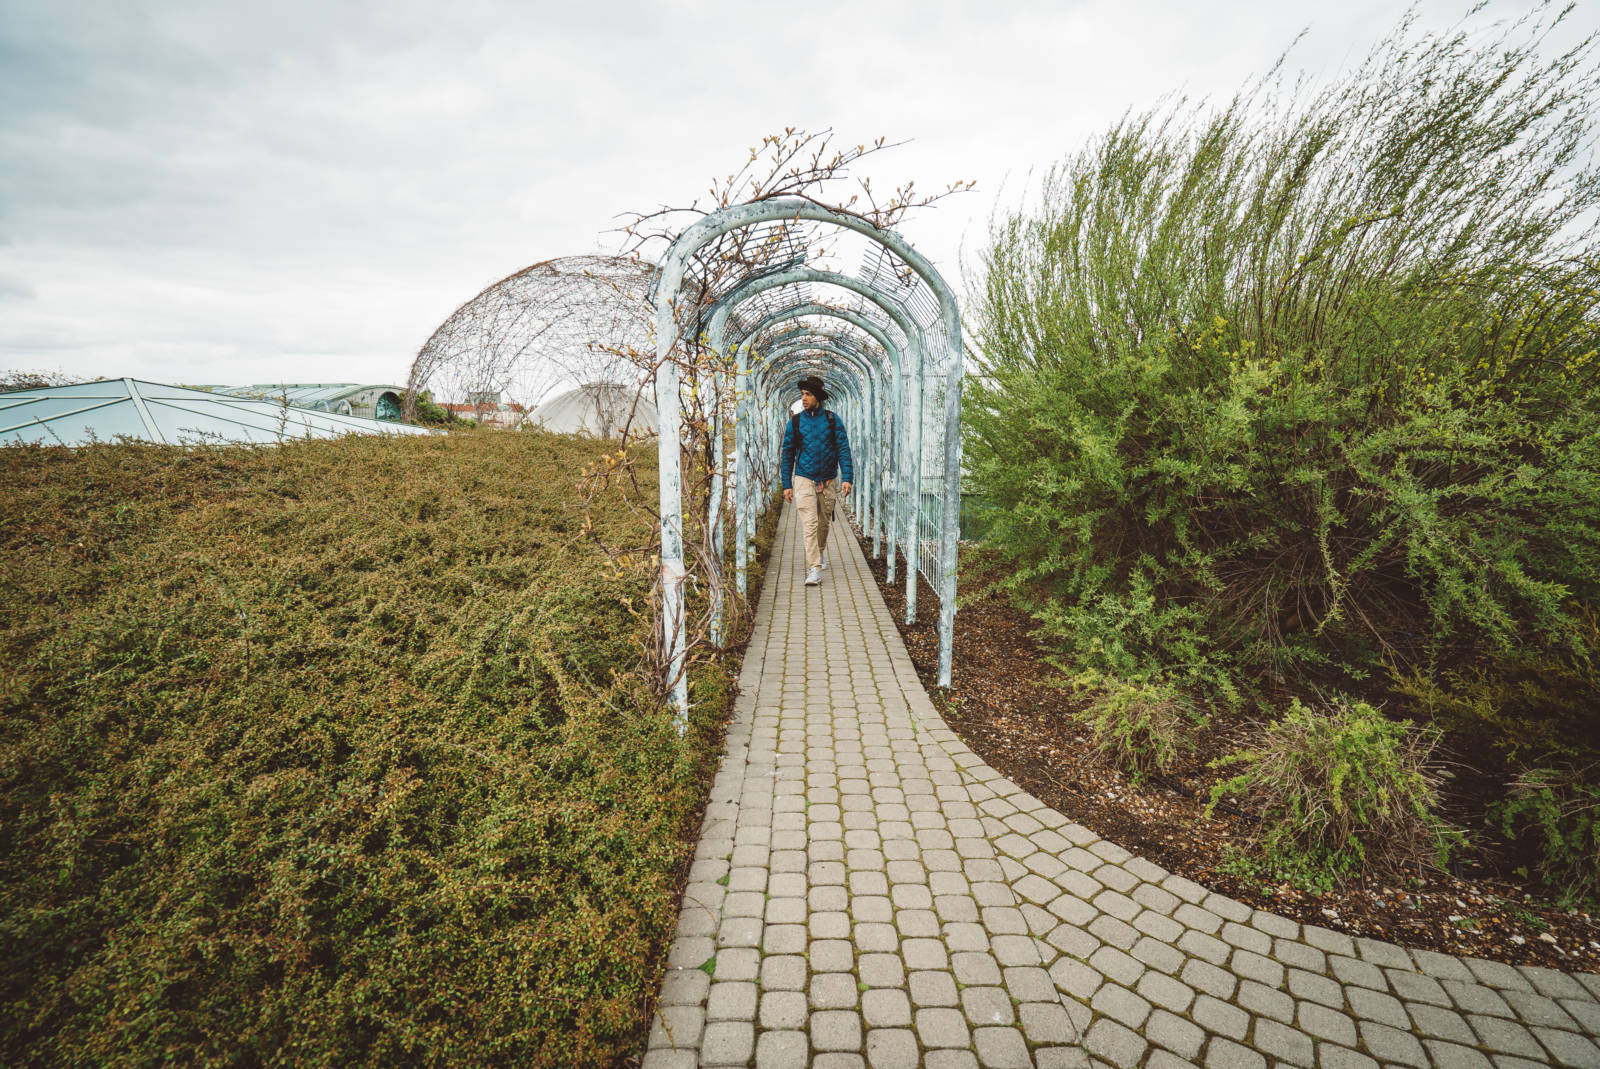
left=965, top=8, right=1600, bottom=724
left=0, top=431, right=725, bottom=1068
left=1208, top=700, right=1463, bottom=890
left=1492, top=765, right=1600, bottom=907
left=1068, top=672, right=1195, bottom=782
left=409, top=389, right=469, bottom=427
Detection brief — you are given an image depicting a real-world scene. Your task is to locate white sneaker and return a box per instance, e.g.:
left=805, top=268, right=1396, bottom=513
left=805, top=566, right=822, bottom=586
left=819, top=552, right=828, bottom=570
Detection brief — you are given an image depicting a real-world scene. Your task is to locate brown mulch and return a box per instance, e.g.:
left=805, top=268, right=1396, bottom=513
left=857, top=533, right=1600, bottom=973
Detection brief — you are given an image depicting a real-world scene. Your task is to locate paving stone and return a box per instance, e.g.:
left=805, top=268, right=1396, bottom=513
left=1471, top=1013, right=1550, bottom=1059
left=1237, top=978, right=1296, bottom=1023
left=1531, top=1026, right=1600, bottom=1067
left=706, top=981, right=758, bottom=1022
left=1522, top=966, right=1594, bottom=1002
left=855, top=921, right=900, bottom=953
left=1232, top=949, right=1286, bottom=988
left=862, top=987, right=912, bottom=1028
left=1138, top=969, right=1198, bottom=1014
left=812, top=1009, right=864, bottom=1052
left=909, top=969, right=959, bottom=1007
left=812, top=971, right=861, bottom=1009
left=1273, top=938, right=1327, bottom=975
left=1046, top=922, right=1102, bottom=959
left=658, top=968, right=711, bottom=1007
left=1465, top=957, right=1535, bottom=992
left=1180, top=929, right=1233, bottom=965
left=1327, top=954, right=1387, bottom=991
left=1051, top=956, right=1105, bottom=1001
left=1091, top=982, right=1153, bottom=1030
left=1385, top=968, right=1451, bottom=1008
left=1286, top=967, right=1343, bottom=1009
left=648, top=1005, right=704, bottom=1050
left=859, top=952, right=906, bottom=988
left=640, top=1050, right=699, bottom=1069
left=952, top=950, right=1004, bottom=986
left=715, top=947, right=761, bottom=981
left=1176, top=903, right=1227, bottom=935
left=1501, top=987, right=1580, bottom=1029
left=1297, top=1000, right=1357, bottom=1047
left=1316, top=1044, right=1380, bottom=1069
left=960, top=985, right=1017, bottom=1027
left=1182, top=958, right=1240, bottom=1001
left=1145, top=1007, right=1206, bottom=1059
left=1085, top=1018, right=1149, bottom=1068
left=1002, top=965, right=1056, bottom=1003
left=1152, top=1049, right=1203, bottom=1069
left=1192, top=993, right=1251, bottom=1040
left=1163, top=873, right=1210, bottom=904
left=916, top=1006, right=972, bottom=1048
left=1203, top=1037, right=1267, bottom=1069
left=1399, top=1000, right=1475, bottom=1045
left=1354, top=938, right=1414, bottom=970
left=1253, top=1017, right=1315, bottom=1066
left=865, top=1028, right=919, bottom=1069
left=1560, top=996, right=1600, bottom=1032
left=810, top=938, right=856, bottom=972
left=1205, top=893, right=1254, bottom=924
left=1346, top=985, right=1410, bottom=1030
left=1440, top=977, right=1512, bottom=1017
left=1356, top=1020, right=1428, bottom=1067
left=762, top=989, right=809, bottom=1029
left=924, top=1051, right=982, bottom=1069
left=1131, top=934, right=1187, bottom=975
left=1089, top=945, right=1147, bottom=987
left=1089, top=914, right=1141, bottom=950
left=973, top=1025, right=1032, bottom=1068
left=1222, top=921, right=1274, bottom=956
left=1435, top=1037, right=1503, bottom=1069
left=1018, top=1000, right=1079, bottom=1045
left=700, top=1020, right=755, bottom=1064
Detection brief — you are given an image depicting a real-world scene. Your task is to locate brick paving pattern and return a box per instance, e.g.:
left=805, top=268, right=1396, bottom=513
left=644, top=504, right=1600, bottom=1068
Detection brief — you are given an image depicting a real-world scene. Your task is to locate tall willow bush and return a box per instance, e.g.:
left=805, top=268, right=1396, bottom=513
left=968, top=12, right=1600, bottom=759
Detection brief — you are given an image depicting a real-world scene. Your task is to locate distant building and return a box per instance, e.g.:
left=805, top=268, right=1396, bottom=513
left=529, top=383, right=657, bottom=438
left=441, top=401, right=527, bottom=428
left=0, top=379, right=435, bottom=447
left=211, top=384, right=407, bottom=421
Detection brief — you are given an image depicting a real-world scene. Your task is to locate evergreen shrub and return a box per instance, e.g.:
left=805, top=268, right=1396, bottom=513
left=1068, top=672, right=1195, bottom=782
left=965, top=10, right=1600, bottom=889
left=0, top=431, right=720, bottom=1067
left=1207, top=700, right=1464, bottom=890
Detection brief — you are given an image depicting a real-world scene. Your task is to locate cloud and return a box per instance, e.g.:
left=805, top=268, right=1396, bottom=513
left=2, top=0, right=1586, bottom=388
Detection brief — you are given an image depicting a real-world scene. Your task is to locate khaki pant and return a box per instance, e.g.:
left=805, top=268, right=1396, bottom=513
left=793, top=475, right=835, bottom=571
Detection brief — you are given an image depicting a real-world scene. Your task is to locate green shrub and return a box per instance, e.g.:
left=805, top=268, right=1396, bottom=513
left=0, top=431, right=724, bottom=1068
left=1207, top=699, right=1463, bottom=890
left=965, top=8, right=1600, bottom=726
left=1492, top=764, right=1600, bottom=907
left=1069, top=672, right=1196, bottom=782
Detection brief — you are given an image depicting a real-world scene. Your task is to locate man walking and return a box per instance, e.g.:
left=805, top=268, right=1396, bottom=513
left=781, top=375, right=853, bottom=587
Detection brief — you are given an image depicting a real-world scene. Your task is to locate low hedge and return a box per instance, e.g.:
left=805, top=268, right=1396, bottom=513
left=0, top=430, right=723, bottom=1067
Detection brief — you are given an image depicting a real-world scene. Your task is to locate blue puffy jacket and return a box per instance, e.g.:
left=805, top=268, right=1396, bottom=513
left=780, top=408, right=853, bottom=491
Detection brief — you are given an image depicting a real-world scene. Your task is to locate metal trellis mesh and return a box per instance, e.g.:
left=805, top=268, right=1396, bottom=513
left=406, top=255, right=657, bottom=423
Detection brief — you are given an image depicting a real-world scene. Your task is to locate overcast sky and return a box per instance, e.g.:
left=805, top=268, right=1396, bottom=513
left=1, top=0, right=1592, bottom=389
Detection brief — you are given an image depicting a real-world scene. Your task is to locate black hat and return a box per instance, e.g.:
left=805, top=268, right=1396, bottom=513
left=797, top=375, right=828, bottom=402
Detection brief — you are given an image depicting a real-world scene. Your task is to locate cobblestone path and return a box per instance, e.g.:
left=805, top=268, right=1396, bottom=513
left=644, top=504, right=1600, bottom=1069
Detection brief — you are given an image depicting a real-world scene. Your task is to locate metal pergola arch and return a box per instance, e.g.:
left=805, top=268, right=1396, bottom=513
left=736, top=306, right=901, bottom=580
left=653, top=198, right=964, bottom=723
left=714, top=267, right=928, bottom=594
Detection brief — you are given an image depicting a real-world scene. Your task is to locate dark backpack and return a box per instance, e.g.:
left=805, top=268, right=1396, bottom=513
left=789, top=409, right=838, bottom=460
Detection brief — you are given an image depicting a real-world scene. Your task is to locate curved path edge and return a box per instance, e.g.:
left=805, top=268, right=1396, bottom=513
left=645, top=503, right=1600, bottom=1069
